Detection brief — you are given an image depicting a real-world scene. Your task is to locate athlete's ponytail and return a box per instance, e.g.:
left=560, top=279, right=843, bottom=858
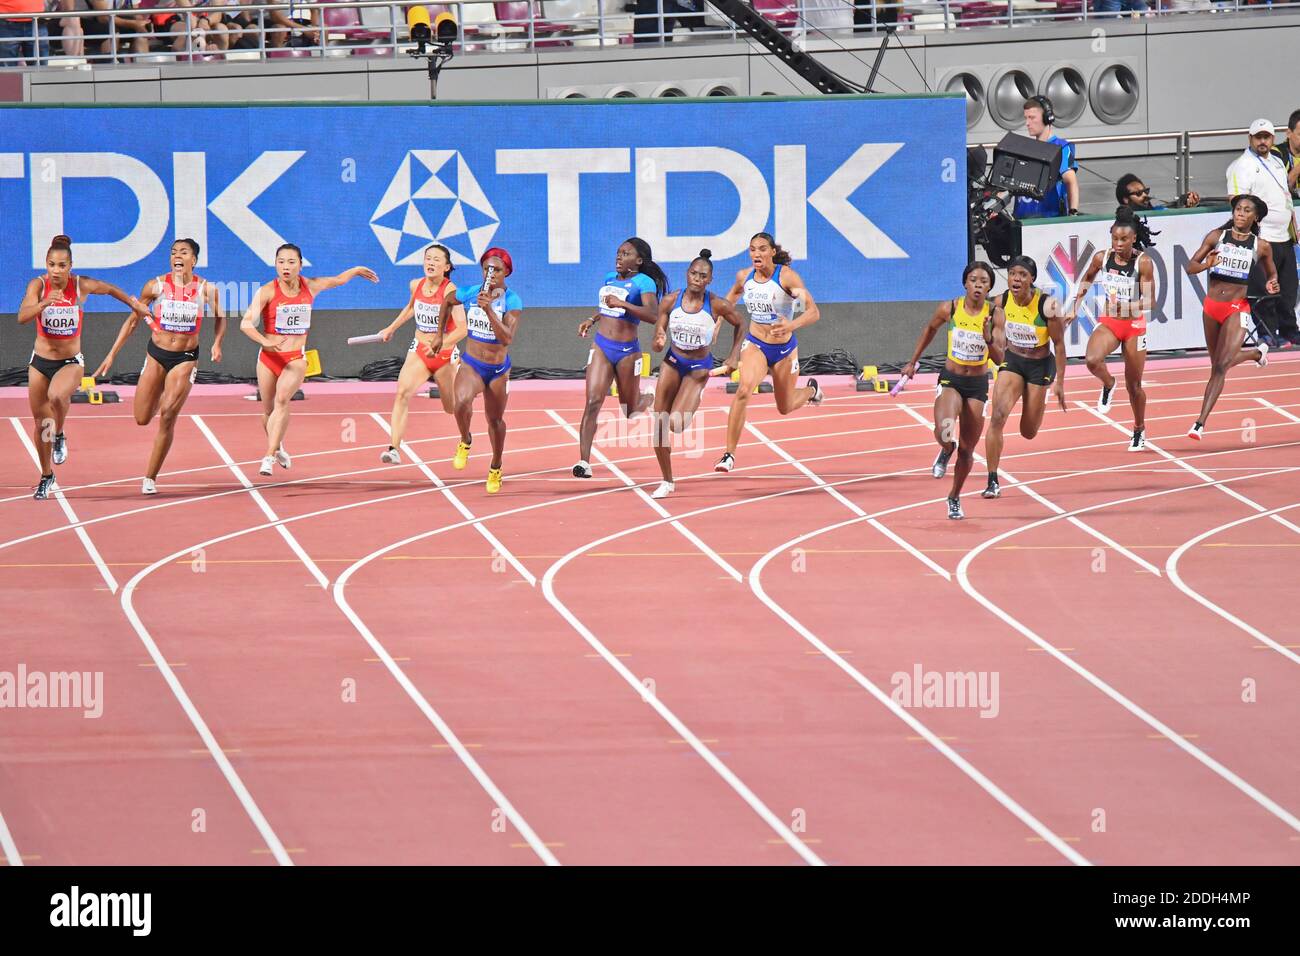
left=48, top=235, right=72, bottom=258
left=1112, top=205, right=1157, bottom=250
left=751, top=232, right=791, bottom=266
left=692, top=248, right=714, bottom=273
left=625, top=236, right=668, bottom=298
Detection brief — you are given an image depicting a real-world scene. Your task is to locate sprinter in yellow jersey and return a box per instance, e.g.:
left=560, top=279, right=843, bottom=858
left=902, top=262, right=1004, bottom=519
left=982, top=255, right=1067, bottom=499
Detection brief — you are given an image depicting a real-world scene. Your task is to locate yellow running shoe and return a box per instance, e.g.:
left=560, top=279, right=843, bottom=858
left=452, top=441, right=471, bottom=470
left=485, top=467, right=503, bottom=494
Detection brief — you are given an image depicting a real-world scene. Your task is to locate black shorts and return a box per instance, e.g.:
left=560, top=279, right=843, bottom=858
left=1000, top=350, right=1055, bottom=387
left=938, top=371, right=989, bottom=403
left=146, top=338, right=199, bottom=375
left=29, top=351, right=84, bottom=382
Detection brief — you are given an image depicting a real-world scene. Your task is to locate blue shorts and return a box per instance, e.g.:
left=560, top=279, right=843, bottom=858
left=593, top=331, right=639, bottom=368
left=461, top=350, right=511, bottom=386
left=664, top=348, right=713, bottom=375
left=745, top=331, right=797, bottom=368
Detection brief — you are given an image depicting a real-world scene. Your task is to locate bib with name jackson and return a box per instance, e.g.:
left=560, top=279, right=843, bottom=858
left=37, top=276, right=82, bottom=339
left=1001, top=289, right=1050, bottom=349
left=668, top=291, right=715, bottom=350
left=946, top=297, right=991, bottom=367
left=153, top=274, right=205, bottom=335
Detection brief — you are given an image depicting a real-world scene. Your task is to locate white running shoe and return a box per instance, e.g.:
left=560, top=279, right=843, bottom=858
left=572, top=460, right=592, bottom=478
left=1256, top=340, right=1270, bottom=368
left=651, top=481, right=675, bottom=499
left=808, top=377, right=823, bottom=406
left=142, top=477, right=157, bottom=495
left=259, top=456, right=275, bottom=476
left=1187, top=422, right=1204, bottom=441
left=1098, top=382, right=1115, bottom=413
left=1126, top=428, right=1146, bottom=452
left=274, top=447, right=291, bottom=469
left=380, top=447, right=401, bottom=464
left=52, top=432, right=68, bottom=466
left=947, top=496, right=964, bottom=520
left=714, top=452, right=735, bottom=473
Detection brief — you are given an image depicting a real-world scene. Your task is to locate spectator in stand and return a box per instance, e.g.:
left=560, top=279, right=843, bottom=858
left=0, top=0, right=50, bottom=64
left=1014, top=96, right=1080, bottom=220
left=85, top=0, right=148, bottom=59
left=1227, top=118, right=1299, bottom=346
left=1115, top=173, right=1200, bottom=210
left=52, top=0, right=84, bottom=57
left=1093, top=0, right=1149, bottom=15
left=853, top=0, right=899, bottom=33
left=1272, top=109, right=1300, bottom=202
left=633, top=0, right=705, bottom=44
left=265, top=0, right=319, bottom=48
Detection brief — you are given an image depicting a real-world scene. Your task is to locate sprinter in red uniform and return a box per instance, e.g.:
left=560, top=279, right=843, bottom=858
left=16, top=235, right=150, bottom=500
left=377, top=243, right=466, bottom=463
left=95, top=238, right=226, bottom=494
left=240, top=243, right=377, bottom=476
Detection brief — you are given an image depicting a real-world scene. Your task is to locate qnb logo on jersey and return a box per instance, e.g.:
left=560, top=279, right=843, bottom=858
left=370, top=150, right=500, bottom=266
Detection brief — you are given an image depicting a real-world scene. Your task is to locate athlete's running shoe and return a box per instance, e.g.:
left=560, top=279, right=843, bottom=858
left=485, top=467, right=503, bottom=494
left=982, top=477, right=1001, bottom=499
left=274, top=446, right=291, bottom=469
left=1127, top=427, right=1146, bottom=452
left=452, top=441, right=471, bottom=470
left=947, top=496, right=964, bottom=520
left=932, top=444, right=955, bottom=479
left=1187, top=422, right=1204, bottom=441
left=142, top=477, right=157, bottom=495
left=651, top=481, right=674, bottom=499
left=1256, top=340, right=1270, bottom=368
left=572, top=460, right=592, bottom=478
left=808, top=378, right=823, bottom=406
left=714, top=452, right=735, bottom=473
left=380, top=447, right=401, bottom=464
left=52, top=432, right=67, bottom=465
left=1098, top=382, right=1115, bottom=413
left=34, top=474, right=56, bottom=500
left=259, top=456, right=275, bottom=476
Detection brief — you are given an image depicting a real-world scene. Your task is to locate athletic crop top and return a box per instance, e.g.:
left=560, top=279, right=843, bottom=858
left=946, top=297, right=991, bottom=368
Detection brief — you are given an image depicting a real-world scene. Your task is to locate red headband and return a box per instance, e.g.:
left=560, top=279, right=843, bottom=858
left=481, top=247, right=513, bottom=276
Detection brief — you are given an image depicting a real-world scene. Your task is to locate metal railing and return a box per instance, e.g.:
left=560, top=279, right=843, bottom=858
left=1, top=0, right=1297, bottom=68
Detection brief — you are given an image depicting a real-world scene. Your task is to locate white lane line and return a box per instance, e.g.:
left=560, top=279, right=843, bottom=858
left=1080, top=401, right=1300, bottom=536
left=1255, top=396, right=1300, bottom=424
left=895, top=404, right=1161, bottom=576
left=545, top=409, right=742, bottom=582
left=956, top=466, right=1300, bottom=836
left=1165, top=503, right=1300, bottom=667
left=0, top=805, right=21, bottom=866
left=9, top=417, right=119, bottom=593
left=747, top=533, right=1090, bottom=866
left=744, top=420, right=951, bottom=580
left=192, top=416, right=330, bottom=589
left=369, top=412, right=535, bottom=586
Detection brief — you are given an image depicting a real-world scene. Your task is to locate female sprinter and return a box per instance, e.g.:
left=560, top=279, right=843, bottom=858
left=901, top=262, right=1004, bottom=520
left=16, top=235, right=151, bottom=500
left=981, top=255, right=1067, bottom=500
left=1184, top=194, right=1277, bottom=439
left=94, top=238, right=225, bottom=495
left=1067, top=206, right=1156, bottom=451
left=648, top=249, right=743, bottom=499
left=572, top=237, right=667, bottom=478
left=441, top=248, right=522, bottom=494
left=240, top=244, right=378, bottom=476
left=377, top=243, right=466, bottom=463
left=713, top=232, right=823, bottom=473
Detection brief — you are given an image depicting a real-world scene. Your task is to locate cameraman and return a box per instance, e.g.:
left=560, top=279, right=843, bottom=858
left=1013, top=96, right=1080, bottom=219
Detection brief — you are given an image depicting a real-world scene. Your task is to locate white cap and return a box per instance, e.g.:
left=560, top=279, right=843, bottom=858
left=1248, top=118, right=1275, bottom=137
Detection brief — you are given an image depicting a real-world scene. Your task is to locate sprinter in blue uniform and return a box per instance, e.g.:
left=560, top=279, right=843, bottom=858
left=573, top=237, right=668, bottom=478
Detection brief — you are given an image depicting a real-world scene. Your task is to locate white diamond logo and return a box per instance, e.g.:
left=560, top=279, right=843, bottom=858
left=370, top=150, right=500, bottom=267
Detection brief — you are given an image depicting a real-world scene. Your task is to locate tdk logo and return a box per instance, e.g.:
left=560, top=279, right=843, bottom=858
left=370, top=150, right=501, bottom=266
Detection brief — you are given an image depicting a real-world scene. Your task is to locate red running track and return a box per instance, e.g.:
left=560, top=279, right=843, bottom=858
left=1, top=354, right=1299, bottom=865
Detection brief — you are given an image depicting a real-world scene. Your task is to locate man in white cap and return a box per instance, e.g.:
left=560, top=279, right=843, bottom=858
left=1227, top=119, right=1299, bottom=346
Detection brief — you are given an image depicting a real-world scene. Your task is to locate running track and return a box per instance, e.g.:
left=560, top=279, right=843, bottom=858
left=1, top=354, right=1298, bottom=865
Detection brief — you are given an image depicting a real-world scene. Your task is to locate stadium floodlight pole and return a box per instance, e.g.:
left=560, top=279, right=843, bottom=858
left=706, top=0, right=860, bottom=95
left=406, top=6, right=458, bottom=100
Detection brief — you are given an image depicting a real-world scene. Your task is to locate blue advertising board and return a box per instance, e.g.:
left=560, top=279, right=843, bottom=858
left=0, top=97, right=967, bottom=311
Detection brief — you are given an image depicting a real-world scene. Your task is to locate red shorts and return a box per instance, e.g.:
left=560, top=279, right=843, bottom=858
left=259, top=349, right=305, bottom=377
left=414, top=341, right=457, bottom=374
left=1203, top=298, right=1250, bottom=325
left=1097, top=314, right=1147, bottom=343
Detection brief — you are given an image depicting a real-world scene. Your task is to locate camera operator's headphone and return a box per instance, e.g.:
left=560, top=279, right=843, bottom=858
left=1028, top=94, right=1056, bottom=126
